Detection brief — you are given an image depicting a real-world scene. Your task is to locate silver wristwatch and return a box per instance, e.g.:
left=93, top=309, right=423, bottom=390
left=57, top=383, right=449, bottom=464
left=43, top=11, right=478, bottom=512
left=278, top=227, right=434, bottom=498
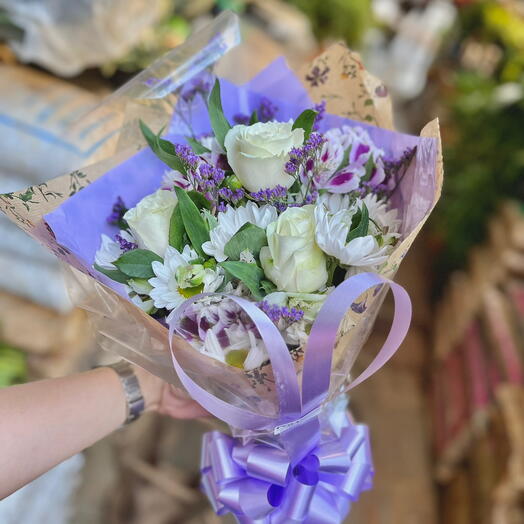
left=105, top=360, right=145, bottom=424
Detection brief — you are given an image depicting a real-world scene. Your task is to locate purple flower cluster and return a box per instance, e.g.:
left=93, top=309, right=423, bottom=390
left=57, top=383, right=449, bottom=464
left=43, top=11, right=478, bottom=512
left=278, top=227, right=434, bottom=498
left=285, top=132, right=326, bottom=176
left=115, top=234, right=137, bottom=253
left=233, top=97, right=279, bottom=126
left=312, top=100, right=327, bottom=131
left=257, top=301, right=304, bottom=324
left=233, top=114, right=250, bottom=125
left=106, top=196, right=127, bottom=226
left=181, top=76, right=212, bottom=103
left=192, top=163, right=225, bottom=203
left=218, top=187, right=245, bottom=203
left=250, top=185, right=288, bottom=212
left=380, top=146, right=417, bottom=197
left=258, top=97, right=278, bottom=122
left=174, top=143, right=200, bottom=170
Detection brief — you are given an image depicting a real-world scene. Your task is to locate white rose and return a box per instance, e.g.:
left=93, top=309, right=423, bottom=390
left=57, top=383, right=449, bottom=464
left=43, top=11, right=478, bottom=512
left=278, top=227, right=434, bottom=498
left=260, top=205, right=328, bottom=293
left=123, top=189, right=177, bottom=257
left=224, top=121, right=304, bottom=192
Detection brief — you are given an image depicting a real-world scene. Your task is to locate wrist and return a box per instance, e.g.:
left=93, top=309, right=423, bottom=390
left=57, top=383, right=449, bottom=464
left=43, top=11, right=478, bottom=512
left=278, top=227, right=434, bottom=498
left=132, top=365, right=163, bottom=412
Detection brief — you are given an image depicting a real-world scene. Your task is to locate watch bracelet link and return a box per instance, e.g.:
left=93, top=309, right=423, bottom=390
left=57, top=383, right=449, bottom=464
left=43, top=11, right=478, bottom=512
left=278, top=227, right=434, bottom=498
left=101, top=360, right=145, bottom=424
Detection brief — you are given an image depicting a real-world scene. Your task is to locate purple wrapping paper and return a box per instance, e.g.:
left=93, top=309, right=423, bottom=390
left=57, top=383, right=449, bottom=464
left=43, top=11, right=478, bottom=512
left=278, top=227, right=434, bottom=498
left=45, top=57, right=435, bottom=299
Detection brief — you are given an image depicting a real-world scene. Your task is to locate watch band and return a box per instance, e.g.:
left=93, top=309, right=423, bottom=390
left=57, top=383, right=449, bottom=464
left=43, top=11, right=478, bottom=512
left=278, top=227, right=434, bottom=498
left=105, top=360, right=145, bottom=424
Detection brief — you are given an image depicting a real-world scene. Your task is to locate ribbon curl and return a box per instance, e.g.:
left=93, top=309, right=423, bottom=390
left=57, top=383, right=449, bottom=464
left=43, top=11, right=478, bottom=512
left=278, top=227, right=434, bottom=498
left=201, top=408, right=373, bottom=523
left=170, top=273, right=412, bottom=523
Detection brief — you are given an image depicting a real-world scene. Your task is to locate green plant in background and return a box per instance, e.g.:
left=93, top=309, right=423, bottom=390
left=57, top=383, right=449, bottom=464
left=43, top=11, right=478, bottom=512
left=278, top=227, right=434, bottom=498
left=0, top=342, right=27, bottom=387
left=432, top=1, right=524, bottom=283
left=284, top=0, right=372, bottom=47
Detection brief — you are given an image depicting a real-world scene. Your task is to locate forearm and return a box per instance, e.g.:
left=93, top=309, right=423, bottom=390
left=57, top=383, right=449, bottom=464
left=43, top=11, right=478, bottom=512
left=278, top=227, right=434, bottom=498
left=0, top=365, right=160, bottom=499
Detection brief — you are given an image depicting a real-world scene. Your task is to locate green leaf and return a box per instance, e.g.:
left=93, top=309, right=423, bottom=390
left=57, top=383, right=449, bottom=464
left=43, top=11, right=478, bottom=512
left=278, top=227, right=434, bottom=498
left=346, top=203, right=369, bottom=243
left=209, top=79, right=231, bottom=150
left=174, top=187, right=210, bottom=257
left=202, top=208, right=218, bottom=230
left=186, top=136, right=211, bottom=155
left=219, top=261, right=265, bottom=300
left=139, top=120, right=187, bottom=175
left=336, top=146, right=351, bottom=172
left=169, top=204, right=185, bottom=251
left=292, top=109, right=318, bottom=140
left=260, top=279, right=277, bottom=294
left=188, top=190, right=212, bottom=210
left=94, top=263, right=130, bottom=284
left=249, top=110, right=259, bottom=125
left=224, top=223, right=268, bottom=260
left=114, top=249, right=162, bottom=279
left=362, top=156, right=375, bottom=182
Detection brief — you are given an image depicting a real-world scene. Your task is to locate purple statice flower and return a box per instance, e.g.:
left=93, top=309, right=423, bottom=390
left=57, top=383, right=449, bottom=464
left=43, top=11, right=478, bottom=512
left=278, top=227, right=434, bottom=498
left=285, top=132, right=326, bottom=203
left=180, top=75, right=212, bottom=103
left=218, top=187, right=245, bottom=205
left=258, top=97, right=278, bottom=122
left=250, top=185, right=288, bottom=212
left=174, top=143, right=200, bottom=171
left=106, top=196, right=128, bottom=227
left=375, top=146, right=417, bottom=199
left=114, top=233, right=137, bottom=253
left=257, top=301, right=304, bottom=325
left=312, top=100, right=327, bottom=131
left=233, top=113, right=250, bottom=125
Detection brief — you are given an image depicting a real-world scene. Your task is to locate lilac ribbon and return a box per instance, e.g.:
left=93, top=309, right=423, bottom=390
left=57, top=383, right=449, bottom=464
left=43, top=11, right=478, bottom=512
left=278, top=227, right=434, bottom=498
left=168, top=272, right=412, bottom=523
left=200, top=409, right=372, bottom=523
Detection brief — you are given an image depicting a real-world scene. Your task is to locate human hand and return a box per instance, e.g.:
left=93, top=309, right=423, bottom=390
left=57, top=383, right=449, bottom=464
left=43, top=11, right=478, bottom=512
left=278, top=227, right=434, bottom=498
left=133, top=365, right=208, bottom=419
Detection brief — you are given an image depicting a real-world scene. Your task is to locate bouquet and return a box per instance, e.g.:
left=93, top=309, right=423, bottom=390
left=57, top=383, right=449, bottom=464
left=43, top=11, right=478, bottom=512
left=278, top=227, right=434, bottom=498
left=0, top=12, right=442, bottom=523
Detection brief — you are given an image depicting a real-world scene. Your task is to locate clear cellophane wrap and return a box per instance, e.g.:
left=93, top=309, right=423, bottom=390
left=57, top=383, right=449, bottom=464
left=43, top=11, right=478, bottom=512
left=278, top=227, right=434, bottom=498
left=0, top=12, right=442, bottom=421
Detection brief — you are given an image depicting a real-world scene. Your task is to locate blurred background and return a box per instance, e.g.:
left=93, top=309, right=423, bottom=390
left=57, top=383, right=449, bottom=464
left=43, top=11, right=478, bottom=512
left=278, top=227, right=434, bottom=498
left=1, top=0, right=524, bottom=523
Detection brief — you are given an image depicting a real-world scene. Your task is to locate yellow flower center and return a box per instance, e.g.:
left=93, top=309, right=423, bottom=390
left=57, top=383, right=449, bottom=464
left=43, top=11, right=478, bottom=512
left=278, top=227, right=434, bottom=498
left=225, top=350, right=248, bottom=369
left=178, top=283, right=204, bottom=298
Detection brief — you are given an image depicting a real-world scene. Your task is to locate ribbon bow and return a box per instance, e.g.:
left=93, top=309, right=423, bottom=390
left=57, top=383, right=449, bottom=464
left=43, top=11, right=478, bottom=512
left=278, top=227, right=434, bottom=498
left=201, top=409, right=373, bottom=523
left=169, top=273, right=412, bottom=523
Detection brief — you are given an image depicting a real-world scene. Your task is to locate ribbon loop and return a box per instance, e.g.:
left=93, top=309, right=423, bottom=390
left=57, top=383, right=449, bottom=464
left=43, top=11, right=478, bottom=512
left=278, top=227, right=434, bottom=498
left=200, top=407, right=374, bottom=523
left=171, top=272, right=411, bottom=523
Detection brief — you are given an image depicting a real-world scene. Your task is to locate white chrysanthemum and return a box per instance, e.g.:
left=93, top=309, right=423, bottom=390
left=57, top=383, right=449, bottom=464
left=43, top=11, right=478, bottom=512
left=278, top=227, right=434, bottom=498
left=148, top=245, right=224, bottom=310
left=316, top=193, right=353, bottom=215
left=129, top=293, right=155, bottom=314
left=314, top=196, right=399, bottom=268
left=94, top=230, right=135, bottom=270
left=362, top=193, right=401, bottom=237
left=202, top=201, right=278, bottom=262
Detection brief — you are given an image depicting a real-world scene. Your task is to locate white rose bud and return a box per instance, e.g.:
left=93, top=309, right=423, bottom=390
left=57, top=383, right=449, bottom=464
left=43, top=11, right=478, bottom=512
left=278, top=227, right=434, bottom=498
left=124, top=189, right=177, bottom=257
left=224, top=121, right=304, bottom=192
left=260, top=205, right=328, bottom=293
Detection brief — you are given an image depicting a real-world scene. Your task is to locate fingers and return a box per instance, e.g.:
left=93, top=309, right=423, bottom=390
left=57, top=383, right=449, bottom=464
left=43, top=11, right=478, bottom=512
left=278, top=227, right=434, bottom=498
left=158, top=386, right=209, bottom=419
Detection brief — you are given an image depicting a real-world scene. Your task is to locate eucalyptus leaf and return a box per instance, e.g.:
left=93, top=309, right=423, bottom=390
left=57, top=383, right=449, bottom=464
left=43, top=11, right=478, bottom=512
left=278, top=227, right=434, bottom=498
left=186, top=136, right=211, bottom=154
left=94, top=263, right=130, bottom=284
left=114, top=249, right=162, bottom=279
left=260, top=279, right=277, bottom=294
left=209, top=79, right=231, bottom=150
left=346, top=203, right=369, bottom=243
left=188, top=190, right=212, bottom=210
left=336, top=146, right=351, bottom=172
left=202, top=208, right=219, bottom=230
left=219, top=261, right=265, bottom=300
left=139, top=120, right=187, bottom=175
left=362, top=156, right=375, bottom=182
left=174, top=187, right=210, bottom=257
left=224, top=223, right=267, bottom=260
left=169, top=204, right=185, bottom=251
left=292, top=109, right=317, bottom=140
left=249, top=110, right=259, bottom=125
